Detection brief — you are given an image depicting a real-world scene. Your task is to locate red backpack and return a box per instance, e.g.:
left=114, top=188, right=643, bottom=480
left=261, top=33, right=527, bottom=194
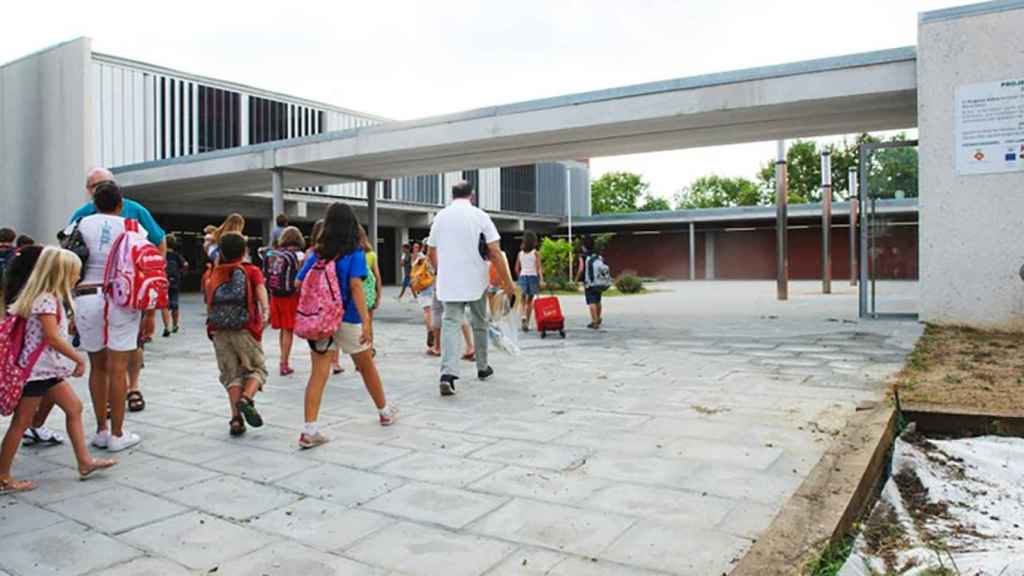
left=103, top=219, right=169, bottom=311
left=0, top=313, right=52, bottom=416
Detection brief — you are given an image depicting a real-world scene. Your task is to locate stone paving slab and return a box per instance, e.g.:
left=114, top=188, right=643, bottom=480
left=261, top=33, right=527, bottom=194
left=118, top=511, right=277, bottom=571
left=1, top=521, right=141, bottom=576
left=0, top=282, right=922, bottom=576
left=345, top=521, right=516, bottom=576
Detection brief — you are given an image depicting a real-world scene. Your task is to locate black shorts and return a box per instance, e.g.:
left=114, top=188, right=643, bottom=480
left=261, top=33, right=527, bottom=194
left=23, top=378, right=62, bottom=398
left=585, top=287, right=604, bottom=305
left=168, top=288, right=180, bottom=311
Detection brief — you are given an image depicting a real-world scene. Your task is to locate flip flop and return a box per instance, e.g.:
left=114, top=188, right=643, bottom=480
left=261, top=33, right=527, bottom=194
left=0, top=477, right=35, bottom=494
left=426, top=349, right=441, bottom=357
left=462, top=352, right=476, bottom=361
left=79, top=459, right=117, bottom=481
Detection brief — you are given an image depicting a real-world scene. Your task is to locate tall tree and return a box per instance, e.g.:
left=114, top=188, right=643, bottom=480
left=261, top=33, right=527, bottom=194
left=590, top=171, right=648, bottom=214
left=639, top=195, right=671, bottom=212
left=675, top=175, right=766, bottom=209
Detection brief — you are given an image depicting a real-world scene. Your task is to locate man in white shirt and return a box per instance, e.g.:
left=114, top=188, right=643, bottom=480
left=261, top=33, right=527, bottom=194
left=428, top=181, right=515, bottom=396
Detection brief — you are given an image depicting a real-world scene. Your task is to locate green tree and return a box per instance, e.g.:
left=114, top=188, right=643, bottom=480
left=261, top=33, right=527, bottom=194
left=756, top=133, right=916, bottom=204
left=639, top=195, right=671, bottom=212
left=757, top=140, right=820, bottom=204
left=591, top=171, right=648, bottom=214
left=675, top=175, right=766, bottom=209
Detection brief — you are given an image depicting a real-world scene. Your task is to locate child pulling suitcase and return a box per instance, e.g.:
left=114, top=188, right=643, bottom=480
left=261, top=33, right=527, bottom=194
left=533, top=294, right=565, bottom=339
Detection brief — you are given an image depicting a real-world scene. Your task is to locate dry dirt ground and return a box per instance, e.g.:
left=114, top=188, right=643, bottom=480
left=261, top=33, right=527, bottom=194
left=894, top=324, right=1024, bottom=415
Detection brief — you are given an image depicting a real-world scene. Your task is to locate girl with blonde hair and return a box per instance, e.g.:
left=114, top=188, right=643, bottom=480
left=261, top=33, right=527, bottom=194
left=0, top=247, right=117, bottom=494
left=204, top=213, right=246, bottom=263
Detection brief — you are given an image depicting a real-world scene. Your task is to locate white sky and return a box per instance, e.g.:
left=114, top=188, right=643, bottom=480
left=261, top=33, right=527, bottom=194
left=4, top=0, right=956, bottom=201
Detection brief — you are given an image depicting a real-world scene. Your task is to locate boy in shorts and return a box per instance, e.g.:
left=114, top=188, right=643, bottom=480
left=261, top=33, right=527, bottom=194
left=205, top=233, right=269, bottom=436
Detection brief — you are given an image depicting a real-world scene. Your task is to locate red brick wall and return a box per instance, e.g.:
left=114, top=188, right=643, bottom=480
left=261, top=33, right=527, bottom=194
left=599, top=225, right=917, bottom=280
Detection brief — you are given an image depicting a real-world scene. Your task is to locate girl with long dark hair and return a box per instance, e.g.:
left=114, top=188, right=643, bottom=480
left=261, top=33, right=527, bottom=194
left=294, top=203, right=397, bottom=449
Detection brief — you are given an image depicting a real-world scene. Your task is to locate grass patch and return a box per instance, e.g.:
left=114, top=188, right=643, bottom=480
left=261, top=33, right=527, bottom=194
left=805, top=536, right=855, bottom=576
left=892, top=323, right=1024, bottom=415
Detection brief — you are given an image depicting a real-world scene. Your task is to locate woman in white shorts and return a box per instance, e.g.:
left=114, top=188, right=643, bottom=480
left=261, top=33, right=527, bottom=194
left=68, top=182, right=143, bottom=452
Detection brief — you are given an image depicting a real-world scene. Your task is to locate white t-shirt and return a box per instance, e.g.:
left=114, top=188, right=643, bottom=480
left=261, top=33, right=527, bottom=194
left=19, top=294, right=76, bottom=381
left=72, top=214, right=127, bottom=285
left=518, top=250, right=539, bottom=276
left=428, top=199, right=500, bottom=302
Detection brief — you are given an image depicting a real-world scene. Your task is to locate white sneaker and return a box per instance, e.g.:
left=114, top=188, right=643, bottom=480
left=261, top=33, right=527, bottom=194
left=91, top=430, right=111, bottom=449
left=107, top=431, right=141, bottom=452
left=379, top=406, right=400, bottom=427
left=23, top=427, right=65, bottom=446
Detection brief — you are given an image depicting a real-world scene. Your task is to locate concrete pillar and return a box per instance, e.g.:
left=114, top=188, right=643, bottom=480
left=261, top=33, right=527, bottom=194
left=394, top=226, right=410, bottom=285
left=367, top=180, right=378, bottom=250
left=919, top=3, right=1024, bottom=328
left=688, top=222, right=696, bottom=281
left=704, top=231, right=716, bottom=280
left=271, top=169, right=284, bottom=224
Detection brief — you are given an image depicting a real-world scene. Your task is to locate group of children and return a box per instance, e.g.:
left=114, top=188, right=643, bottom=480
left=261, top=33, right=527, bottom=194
left=199, top=205, right=396, bottom=445
left=0, top=200, right=611, bottom=495
left=0, top=200, right=399, bottom=494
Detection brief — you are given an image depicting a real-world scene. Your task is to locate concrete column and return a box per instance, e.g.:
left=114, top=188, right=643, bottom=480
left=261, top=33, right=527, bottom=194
left=704, top=231, right=716, bottom=280
left=394, top=226, right=410, bottom=285
left=367, top=180, right=378, bottom=250
left=688, top=222, right=696, bottom=280
left=775, top=140, right=788, bottom=301
left=821, top=150, right=832, bottom=294
left=271, top=169, right=285, bottom=223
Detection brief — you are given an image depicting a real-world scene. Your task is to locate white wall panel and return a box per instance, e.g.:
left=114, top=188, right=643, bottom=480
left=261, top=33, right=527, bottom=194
left=102, top=64, right=114, bottom=165
left=90, top=62, right=102, bottom=166
left=479, top=167, right=500, bottom=211
left=132, top=71, right=145, bottom=163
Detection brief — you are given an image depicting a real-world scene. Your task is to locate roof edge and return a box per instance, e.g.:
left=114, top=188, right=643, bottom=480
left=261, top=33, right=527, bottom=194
left=920, top=0, right=1024, bottom=23
left=0, top=36, right=89, bottom=70
left=91, top=51, right=392, bottom=123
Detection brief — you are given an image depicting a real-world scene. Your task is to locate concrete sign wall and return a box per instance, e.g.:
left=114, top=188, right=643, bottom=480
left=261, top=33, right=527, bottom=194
left=919, top=2, right=1024, bottom=329
left=955, top=79, right=1024, bottom=175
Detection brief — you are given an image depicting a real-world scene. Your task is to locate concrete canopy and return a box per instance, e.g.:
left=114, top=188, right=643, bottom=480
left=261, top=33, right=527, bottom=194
left=113, top=47, right=917, bottom=202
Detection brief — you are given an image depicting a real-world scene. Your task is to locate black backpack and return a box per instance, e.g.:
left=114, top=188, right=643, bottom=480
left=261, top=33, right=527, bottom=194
left=207, top=267, right=250, bottom=331
left=58, top=221, right=90, bottom=268
left=165, top=253, right=183, bottom=290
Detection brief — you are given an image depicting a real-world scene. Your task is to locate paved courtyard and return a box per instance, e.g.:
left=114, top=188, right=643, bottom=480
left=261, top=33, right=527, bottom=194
left=0, top=281, right=922, bottom=576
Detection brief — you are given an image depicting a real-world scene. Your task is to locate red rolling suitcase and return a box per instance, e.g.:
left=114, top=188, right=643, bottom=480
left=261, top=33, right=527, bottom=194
left=533, top=295, right=566, bottom=339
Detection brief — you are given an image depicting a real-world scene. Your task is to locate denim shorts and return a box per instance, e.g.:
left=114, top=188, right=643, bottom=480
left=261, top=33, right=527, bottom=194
left=585, top=287, right=603, bottom=305
left=517, top=275, right=540, bottom=297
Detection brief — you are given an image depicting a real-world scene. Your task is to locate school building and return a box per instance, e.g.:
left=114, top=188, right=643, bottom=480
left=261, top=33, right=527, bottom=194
left=0, top=40, right=591, bottom=285
left=2, top=0, right=1023, bottom=328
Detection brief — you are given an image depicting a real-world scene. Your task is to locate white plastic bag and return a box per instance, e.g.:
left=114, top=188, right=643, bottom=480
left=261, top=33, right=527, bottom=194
left=488, top=295, right=521, bottom=356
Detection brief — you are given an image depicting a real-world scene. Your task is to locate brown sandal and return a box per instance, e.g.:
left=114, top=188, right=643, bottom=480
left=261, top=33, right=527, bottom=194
left=79, top=459, right=117, bottom=480
left=229, top=416, right=246, bottom=437
left=127, top=390, right=145, bottom=412
left=0, top=477, right=35, bottom=494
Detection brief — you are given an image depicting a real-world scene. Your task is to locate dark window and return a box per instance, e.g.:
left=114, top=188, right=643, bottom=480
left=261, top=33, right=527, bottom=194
left=462, top=170, right=480, bottom=206
left=501, top=165, right=537, bottom=213
left=198, top=85, right=241, bottom=153
left=249, top=97, right=323, bottom=144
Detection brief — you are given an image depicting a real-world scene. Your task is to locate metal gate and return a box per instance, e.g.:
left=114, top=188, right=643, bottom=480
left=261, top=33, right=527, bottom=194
left=858, top=140, right=919, bottom=319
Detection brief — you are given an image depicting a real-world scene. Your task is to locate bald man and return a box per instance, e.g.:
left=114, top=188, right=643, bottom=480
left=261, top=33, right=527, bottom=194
left=68, top=168, right=165, bottom=419
left=69, top=168, right=166, bottom=248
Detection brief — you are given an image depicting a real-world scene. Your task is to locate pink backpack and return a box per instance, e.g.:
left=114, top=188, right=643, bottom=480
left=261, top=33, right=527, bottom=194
left=0, top=314, right=49, bottom=416
left=295, top=258, right=344, bottom=341
left=104, top=219, right=169, bottom=311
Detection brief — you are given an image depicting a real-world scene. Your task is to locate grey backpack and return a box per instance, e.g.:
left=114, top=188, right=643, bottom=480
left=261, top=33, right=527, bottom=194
left=208, top=267, right=250, bottom=331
